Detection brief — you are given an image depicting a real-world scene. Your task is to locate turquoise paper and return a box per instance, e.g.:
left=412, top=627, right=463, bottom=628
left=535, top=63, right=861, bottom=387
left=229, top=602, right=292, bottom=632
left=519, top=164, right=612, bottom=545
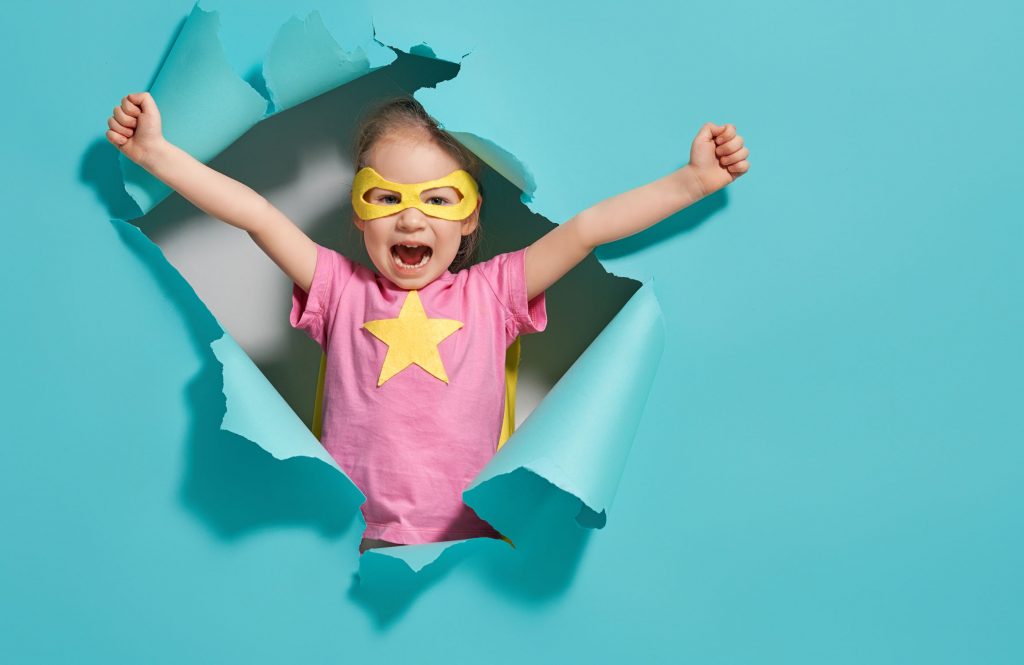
left=464, top=281, right=665, bottom=539
left=263, top=11, right=392, bottom=113
left=118, top=5, right=268, bottom=215
left=112, top=3, right=666, bottom=576
left=119, top=3, right=392, bottom=216
left=4, top=0, right=1022, bottom=661
left=359, top=281, right=664, bottom=578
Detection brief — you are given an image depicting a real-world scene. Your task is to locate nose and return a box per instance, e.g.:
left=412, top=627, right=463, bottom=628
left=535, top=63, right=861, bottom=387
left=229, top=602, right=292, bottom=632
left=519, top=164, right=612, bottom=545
left=395, top=207, right=428, bottom=232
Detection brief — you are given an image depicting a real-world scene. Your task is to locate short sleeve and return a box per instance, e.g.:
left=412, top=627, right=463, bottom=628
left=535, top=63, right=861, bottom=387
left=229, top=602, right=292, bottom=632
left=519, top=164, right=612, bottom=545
left=478, top=247, right=548, bottom=342
left=290, top=243, right=356, bottom=348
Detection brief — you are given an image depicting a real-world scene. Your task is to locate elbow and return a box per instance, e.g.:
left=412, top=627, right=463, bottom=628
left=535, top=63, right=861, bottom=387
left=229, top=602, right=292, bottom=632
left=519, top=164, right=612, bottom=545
left=568, top=212, right=598, bottom=254
left=245, top=195, right=275, bottom=238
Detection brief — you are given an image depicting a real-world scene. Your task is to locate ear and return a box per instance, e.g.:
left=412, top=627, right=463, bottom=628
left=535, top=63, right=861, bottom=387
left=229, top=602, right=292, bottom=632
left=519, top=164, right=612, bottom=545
left=461, top=196, right=482, bottom=236
left=352, top=214, right=366, bottom=232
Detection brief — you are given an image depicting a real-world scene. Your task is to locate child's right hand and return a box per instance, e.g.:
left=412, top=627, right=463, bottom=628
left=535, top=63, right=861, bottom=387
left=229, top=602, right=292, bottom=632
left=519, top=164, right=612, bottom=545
left=105, top=92, right=165, bottom=166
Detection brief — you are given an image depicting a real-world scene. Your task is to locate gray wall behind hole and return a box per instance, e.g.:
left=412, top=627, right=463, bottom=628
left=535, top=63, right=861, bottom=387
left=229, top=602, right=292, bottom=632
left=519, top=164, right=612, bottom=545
left=138, top=51, right=638, bottom=435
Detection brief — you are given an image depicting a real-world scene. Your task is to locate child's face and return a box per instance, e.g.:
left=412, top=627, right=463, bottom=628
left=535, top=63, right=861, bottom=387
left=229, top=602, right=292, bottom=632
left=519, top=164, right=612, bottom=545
left=353, top=128, right=481, bottom=290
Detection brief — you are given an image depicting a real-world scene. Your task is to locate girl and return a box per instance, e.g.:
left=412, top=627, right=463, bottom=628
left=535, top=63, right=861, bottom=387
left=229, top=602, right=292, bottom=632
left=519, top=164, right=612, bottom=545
left=106, top=93, right=749, bottom=554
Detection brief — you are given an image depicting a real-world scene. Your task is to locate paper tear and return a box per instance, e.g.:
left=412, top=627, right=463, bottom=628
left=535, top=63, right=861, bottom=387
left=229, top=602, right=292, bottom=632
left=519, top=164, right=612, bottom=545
left=357, top=282, right=664, bottom=576
left=361, top=539, right=475, bottom=575
left=354, top=538, right=508, bottom=609
left=448, top=130, right=537, bottom=204
left=263, top=11, right=394, bottom=114
left=212, top=334, right=347, bottom=472
left=408, top=43, right=438, bottom=59
left=120, top=3, right=389, bottom=217
left=119, top=4, right=267, bottom=216
left=118, top=4, right=667, bottom=582
left=463, top=282, right=665, bottom=538
left=368, top=17, right=474, bottom=65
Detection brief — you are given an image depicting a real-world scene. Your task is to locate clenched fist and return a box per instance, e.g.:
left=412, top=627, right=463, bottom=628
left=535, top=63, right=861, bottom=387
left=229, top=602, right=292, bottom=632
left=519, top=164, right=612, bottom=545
left=105, top=92, right=165, bottom=165
left=688, top=122, right=750, bottom=197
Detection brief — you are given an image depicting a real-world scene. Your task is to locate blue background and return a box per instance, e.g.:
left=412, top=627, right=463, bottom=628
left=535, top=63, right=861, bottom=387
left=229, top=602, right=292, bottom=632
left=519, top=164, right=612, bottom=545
left=2, top=0, right=1021, bottom=662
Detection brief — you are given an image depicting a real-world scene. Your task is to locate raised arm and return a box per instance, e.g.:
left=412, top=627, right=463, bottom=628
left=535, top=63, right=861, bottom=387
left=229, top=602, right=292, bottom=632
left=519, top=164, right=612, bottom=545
left=524, top=122, right=749, bottom=301
left=106, top=92, right=318, bottom=293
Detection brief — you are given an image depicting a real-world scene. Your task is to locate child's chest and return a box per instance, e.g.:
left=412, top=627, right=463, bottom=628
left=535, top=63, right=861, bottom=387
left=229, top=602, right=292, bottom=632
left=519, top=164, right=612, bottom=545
left=327, top=284, right=509, bottom=396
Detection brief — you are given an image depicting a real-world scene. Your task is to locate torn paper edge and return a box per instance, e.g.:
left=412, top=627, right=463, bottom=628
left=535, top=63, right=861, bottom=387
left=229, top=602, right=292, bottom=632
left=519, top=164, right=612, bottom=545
left=360, top=538, right=475, bottom=576
left=115, top=3, right=667, bottom=578
left=114, top=2, right=391, bottom=533
left=448, top=130, right=537, bottom=204
left=118, top=3, right=268, bottom=216
left=462, top=281, right=666, bottom=529
left=119, top=3, right=395, bottom=217
left=262, top=10, right=394, bottom=115
left=360, top=280, right=664, bottom=576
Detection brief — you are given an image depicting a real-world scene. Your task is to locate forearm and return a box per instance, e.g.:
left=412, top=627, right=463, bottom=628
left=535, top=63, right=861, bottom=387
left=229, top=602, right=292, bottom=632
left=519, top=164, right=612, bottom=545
left=522, top=122, right=747, bottom=299
left=139, top=139, right=269, bottom=234
left=575, top=164, right=706, bottom=249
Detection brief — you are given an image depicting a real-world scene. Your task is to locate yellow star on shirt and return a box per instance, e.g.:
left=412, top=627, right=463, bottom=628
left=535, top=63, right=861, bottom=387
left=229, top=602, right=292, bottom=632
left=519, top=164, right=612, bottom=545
left=361, top=289, right=463, bottom=387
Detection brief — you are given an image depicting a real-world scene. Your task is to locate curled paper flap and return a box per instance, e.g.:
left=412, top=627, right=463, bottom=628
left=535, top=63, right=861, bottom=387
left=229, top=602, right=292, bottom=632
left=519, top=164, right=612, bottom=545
left=213, top=334, right=349, bottom=475
left=119, top=4, right=268, bottom=216
left=449, top=131, right=537, bottom=204
left=263, top=12, right=394, bottom=114
left=358, top=281, right=664, bottom=575
left=463, top=280, right=665, bottom=538
left=119, top=3, right=389, bottom=216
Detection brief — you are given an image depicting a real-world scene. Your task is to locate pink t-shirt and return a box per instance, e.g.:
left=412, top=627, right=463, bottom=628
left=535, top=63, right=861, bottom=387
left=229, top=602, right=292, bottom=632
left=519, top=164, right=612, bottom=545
left=290, top=243, right=547, bottom=544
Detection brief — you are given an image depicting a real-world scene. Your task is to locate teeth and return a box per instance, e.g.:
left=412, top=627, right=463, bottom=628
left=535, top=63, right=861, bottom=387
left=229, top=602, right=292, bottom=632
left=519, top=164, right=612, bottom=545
left=391, top=246, right=431, bottom=270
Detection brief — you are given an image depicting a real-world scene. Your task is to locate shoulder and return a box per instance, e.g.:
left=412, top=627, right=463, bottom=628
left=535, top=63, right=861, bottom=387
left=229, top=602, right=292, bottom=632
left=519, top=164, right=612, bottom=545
left=468, top=247, right=527, bottom=287
left=460, top=248, right=530, bottom=313
left=313, top=243, right=374, bottom=283
left=467, top=248, right=527, bottom=281
left=463, top=247, right=546, bottom=340
left=315, top=243, right=353, bottom=269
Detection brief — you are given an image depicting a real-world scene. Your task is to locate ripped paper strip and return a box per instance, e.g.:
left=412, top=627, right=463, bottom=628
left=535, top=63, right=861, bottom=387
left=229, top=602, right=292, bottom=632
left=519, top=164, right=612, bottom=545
left=120, top=3, right=395, bottom=216
left=464, top=280, right=665, bottom=534
left=264, top=12, right=376, bottom=114
left=449, top=131, right=537, bottom=204
left=119, top=3, right=667, bottom=579
left=213, top=334, right=350, bottom=473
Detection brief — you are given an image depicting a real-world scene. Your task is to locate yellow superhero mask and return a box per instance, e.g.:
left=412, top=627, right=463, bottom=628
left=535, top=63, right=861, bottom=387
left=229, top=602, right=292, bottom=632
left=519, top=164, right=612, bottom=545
left=351, top=167, right=480, bottom=221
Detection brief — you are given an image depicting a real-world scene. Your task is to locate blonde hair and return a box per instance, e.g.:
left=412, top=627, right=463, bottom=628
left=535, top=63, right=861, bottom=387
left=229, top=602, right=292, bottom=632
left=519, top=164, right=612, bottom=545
left=352, top=96, right=483, bottom=272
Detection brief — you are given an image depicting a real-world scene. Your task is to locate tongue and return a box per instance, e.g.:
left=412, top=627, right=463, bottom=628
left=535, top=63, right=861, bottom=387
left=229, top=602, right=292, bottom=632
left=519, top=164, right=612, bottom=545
left=396, top=245, right=429, bottom=264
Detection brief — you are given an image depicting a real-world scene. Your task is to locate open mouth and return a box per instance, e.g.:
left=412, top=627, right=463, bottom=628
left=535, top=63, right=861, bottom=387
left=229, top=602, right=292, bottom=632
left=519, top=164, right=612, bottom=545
left=390, top=243, right=433, bottom=271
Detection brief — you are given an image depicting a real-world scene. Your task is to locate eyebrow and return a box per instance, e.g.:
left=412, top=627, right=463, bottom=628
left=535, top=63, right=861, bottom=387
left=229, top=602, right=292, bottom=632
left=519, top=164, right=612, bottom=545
left=421, top=187, right=463, bottom=200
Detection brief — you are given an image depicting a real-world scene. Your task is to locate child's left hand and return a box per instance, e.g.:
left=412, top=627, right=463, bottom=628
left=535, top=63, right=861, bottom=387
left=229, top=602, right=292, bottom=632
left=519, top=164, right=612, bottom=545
left=688, top=122, right=750, bottom=197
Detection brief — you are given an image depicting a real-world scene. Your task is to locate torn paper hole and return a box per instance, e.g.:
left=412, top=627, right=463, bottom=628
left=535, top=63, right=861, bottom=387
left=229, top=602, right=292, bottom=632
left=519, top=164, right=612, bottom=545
left=116, top=3, right=666, bottom=580
left=360, top=282, right=664, bottom=575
